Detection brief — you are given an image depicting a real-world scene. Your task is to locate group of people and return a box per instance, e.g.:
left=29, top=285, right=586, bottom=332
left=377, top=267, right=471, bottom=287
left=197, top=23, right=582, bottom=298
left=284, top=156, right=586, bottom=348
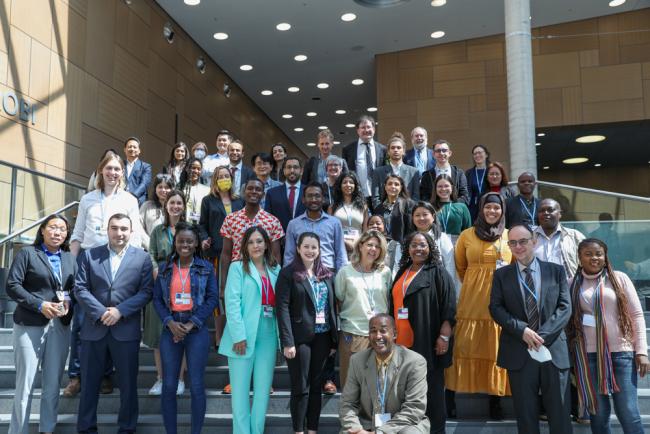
left=5, top=116, right=648, bottom=434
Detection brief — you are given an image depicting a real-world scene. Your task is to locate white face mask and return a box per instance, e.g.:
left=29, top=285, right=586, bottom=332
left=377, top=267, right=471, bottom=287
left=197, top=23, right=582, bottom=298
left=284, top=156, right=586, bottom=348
left=194, top=150, right=206, bottom=160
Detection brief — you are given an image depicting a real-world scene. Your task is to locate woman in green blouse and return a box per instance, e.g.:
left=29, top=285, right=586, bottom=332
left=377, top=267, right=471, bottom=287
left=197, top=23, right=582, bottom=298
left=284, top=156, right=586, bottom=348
left=432, top=174, right=472, bottom=237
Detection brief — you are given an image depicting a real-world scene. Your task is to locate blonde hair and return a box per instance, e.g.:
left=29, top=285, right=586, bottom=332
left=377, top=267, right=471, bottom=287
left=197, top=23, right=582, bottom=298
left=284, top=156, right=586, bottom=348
left=95, top=151, right=125, bottom=191
left=350, top=230, right=387, bottom=271
left=209, top=165, right=234, bottom=197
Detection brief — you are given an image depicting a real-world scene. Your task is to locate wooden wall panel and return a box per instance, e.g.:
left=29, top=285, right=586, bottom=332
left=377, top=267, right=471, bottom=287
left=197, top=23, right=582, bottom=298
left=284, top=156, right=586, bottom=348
left=399, top=67, right=433, bottom=100
left=113, top=45, right=148, bottom=108
left=50, top=0, right=86, bottom=68
left=434, top=77, right=485, bottom=98
left=434, top=62, right=485, bottom=81
left=581, top=63, right=642, bottom=103
left=533, top=52, right=580, bottom=89
left=10, top=0, right=53, bottom=49
left=83, top=0, right=115, bottom=85
left=5, top=27, right=31, bottom=94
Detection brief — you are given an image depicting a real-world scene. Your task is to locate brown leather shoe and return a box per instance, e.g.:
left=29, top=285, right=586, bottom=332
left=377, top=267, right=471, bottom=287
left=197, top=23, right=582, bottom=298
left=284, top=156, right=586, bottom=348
left=62, top=378, right=80, bottom=397
left=101, top=377, right=114, bottom=394
left=322, top=380, right=337, bottom=395
left=222, top=383, right=232, bottom=394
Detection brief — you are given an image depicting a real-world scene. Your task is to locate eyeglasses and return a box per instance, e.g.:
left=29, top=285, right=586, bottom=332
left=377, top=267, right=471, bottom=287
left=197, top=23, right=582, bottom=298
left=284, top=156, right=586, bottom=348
left=507, top=238, right=532, bottom=248
left=434, top=148, right=450, bottom=154
left=488, top=172, right=501, bottom=177
left=45, top=225, right=68, bottom=233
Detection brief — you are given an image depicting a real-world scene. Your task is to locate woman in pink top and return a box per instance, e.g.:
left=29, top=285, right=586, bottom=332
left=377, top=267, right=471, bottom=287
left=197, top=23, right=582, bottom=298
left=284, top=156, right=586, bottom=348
left=569, top=238, right=649, bottom=434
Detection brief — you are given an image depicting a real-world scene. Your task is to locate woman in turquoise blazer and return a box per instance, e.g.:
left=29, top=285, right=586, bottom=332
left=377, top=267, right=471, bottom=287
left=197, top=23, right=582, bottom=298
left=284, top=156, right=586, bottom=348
left=219, top=226, right=280, bottom=434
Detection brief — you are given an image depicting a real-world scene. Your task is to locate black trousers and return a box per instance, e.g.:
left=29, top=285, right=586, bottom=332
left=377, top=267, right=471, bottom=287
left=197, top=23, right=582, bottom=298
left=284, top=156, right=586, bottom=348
left=77, top=334, right=140, bottom=434
left=286, top=332, right=332, bottom=432
left=427, top=367, right=447, bottom=434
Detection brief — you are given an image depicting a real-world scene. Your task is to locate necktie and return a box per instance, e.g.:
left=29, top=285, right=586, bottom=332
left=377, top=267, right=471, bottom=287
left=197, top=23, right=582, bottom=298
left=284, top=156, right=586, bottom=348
left=524, top=267, right=539, bottom=331
left=415, top=149, right=425, bottom=174
left=230, top=166, right=238, bottom=179
left=288, top=185, right=296, bottom=218
left=364, top=143, right=374, bottom=178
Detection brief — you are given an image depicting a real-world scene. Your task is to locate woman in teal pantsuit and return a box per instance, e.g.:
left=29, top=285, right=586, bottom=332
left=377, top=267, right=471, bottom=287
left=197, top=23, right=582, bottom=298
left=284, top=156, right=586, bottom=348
left=219, top=226, right=281, bottom=434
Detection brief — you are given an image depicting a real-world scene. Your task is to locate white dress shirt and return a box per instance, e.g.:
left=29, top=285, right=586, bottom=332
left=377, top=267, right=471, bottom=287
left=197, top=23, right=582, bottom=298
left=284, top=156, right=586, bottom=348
left=285, top=181, right=301, bottom=219
left=533, top=225, right=563, bottom=267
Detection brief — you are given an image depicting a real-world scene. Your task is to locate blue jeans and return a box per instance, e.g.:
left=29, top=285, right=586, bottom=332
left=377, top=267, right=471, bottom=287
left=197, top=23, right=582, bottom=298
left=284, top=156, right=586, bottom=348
left=159, top=312, right=210, bottom=434
left=587, top=351, right=643, bottom=434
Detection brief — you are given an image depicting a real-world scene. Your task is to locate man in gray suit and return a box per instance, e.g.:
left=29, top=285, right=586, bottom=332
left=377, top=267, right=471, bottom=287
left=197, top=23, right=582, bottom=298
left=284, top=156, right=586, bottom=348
left=339, top=314, right=429, bottom=434
left=371, top=134, right=420, bottom=210
left=74, top=213, right=153, bottom=434
left=489, top=224, right=573, bottom=434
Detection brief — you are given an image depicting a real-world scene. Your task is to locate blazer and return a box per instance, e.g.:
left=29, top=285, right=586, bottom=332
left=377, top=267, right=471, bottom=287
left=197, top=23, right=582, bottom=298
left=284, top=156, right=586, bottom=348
left=339, top=345, right=430, bottom=434
left=404, top=148, right=435, bottom=173
left=6, top=245, right=77, bottom=326
left=419, top=165, right=469, bottom=205
left=264, top=183, right=306, bottom=231
left=198, top=194, right=245, bottom=258
left=302, top=155, right=349, bottom=184
left=275, top=265, right=338, bottom=348
left=489, top=260, right=571, bottom=370
left=234, top=164, right=256, bottom=197
left=74, top=244, right=153, bottom=341
left=124, top=158, right=152, bottom=206
left=370, top=164, right=421, bottom=210
left=219, top=261, right=281, bottom=359
left=372, top=198, right=415, bottom=243
left=342, top=140, right=387, bottom=173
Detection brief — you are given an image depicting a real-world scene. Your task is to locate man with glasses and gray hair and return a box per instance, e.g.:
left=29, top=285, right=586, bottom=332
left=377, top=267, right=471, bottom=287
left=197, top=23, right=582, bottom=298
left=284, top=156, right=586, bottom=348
left=419, top=139, right=469, bottom=205
left=302, top=129, right=348, bottom=185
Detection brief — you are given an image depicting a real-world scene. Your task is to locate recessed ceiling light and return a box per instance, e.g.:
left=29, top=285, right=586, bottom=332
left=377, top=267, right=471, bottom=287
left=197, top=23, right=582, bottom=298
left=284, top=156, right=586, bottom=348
left=306, top=112, right=317, bottom=117
left=282, top=114, right=293, bottom=119
left=294, top=127, right=304, bottom=132
left=335, top=109, right=347, bottom=115
left=341, top=13, right=357, bottom=22
left=543, top=166, right=550, bottom=170
left=535, top=142, right=541, bottom=146
left=213, top=32, right=228, bottom=40
left=288, top=86, right=300, bottom=93
left=351, top=78, right=364, bottom=86
left=261, top=90, right=273, bottom=96
left=333, top=141, right=341, bottom=145
left=594, top=163, right=602, bottom=167
left=306, top=142, right=316, bottom=147
left=563, top=157, right=589, bottom=164
left=430, top=0, right=446, bottom=6
left=537, top=132, right=546, bottom=137
left=431, top=31, right=446, bottom=39
left=317, top=82, right=329, bottom=89
left=184, top=0, right=200, bottom=5
left=609, top=0, right=625, bottom=6
left=294, top=54, right=308, bottom=62
left=367, top=107, right=377, bottom=112
left=239, top=64, right=253, bottom=71
left=276, top=22, right=291, bottom=31
left=345, top=123, right=355, bottom=128
left=318, top=125, right=328, bottom=130
left=575, top=135, right=606, bottom=143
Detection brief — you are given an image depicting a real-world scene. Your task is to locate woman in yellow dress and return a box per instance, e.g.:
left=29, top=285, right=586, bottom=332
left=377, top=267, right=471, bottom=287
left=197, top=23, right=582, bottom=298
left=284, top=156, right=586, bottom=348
left=445, top=192, right=511, bottom=420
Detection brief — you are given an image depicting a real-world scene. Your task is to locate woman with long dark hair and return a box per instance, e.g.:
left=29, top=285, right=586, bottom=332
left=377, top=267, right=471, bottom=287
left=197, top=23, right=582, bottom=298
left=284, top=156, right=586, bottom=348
left=329, top=172, right=368, bottom=254
left=568, top=238, right=648, bottom=434
left=486, top=162, right=515, bottom=200
left=431, top=174, right=472, bottom=238
left=7, top=214, right=76, bottom=434
left=276, top=232, right=338, bottom=434
left=373, top=174, right=414, bottom=244
left=270, top=143, right=287, bottom=182
left=139, top=173, right=175, bottom=249
left=180, top=158, right=210, bottom=225
left=163, top=142, right=190, bottom=185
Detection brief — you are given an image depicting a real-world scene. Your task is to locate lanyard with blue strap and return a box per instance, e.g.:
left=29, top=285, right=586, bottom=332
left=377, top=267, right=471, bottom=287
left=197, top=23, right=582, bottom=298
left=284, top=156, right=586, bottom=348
left=515, top=261, right=538, bottom=303
left=376, top=367, right=389, bottom=414
left=177, top=258, right=193, bottom=294
left=474, top=168, right=486, bottom=205
left=440, top=203, right=451, bottom=233
left=519, top=197, right=537, bottom=224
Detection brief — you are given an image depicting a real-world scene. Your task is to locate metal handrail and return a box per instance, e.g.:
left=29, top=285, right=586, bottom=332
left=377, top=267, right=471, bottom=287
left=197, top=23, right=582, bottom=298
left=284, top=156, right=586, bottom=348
left=0, top=160, right=86, bottom=191
left=0, top=201, right=79, bottom=246
left=506, top=180, right=650, bottom=203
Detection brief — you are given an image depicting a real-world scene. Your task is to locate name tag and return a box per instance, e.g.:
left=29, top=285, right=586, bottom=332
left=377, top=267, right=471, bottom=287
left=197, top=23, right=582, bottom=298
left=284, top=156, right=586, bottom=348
left=343, top=228, right=360, bottom=238
left=495, top=259, right=508, bottom=269
left=189, top=212, right=200, bottom=222
left=315, top=311, right=326, bottom=324
left=56, top=291, right=66, bottom=302
left=175, top=293, right=192, bottom=305
left=583, top=314, right=596, bottom=327
left=375, top=413, right=391, bottom=427
left=397, top=307, right=409, bottom=320
left=263, top=305, right=274, bottom=318
left=95, top=225, right=103, bottom=235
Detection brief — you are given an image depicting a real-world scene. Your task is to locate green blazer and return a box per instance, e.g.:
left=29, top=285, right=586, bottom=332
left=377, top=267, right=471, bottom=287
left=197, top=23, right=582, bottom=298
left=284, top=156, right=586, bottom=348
left=219, top=260, right=281, bottom=359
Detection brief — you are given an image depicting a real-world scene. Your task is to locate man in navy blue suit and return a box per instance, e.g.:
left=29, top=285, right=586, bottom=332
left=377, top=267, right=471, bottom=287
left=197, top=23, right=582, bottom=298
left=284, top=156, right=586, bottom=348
left=123, top=137, right=152, bottom=206
left=264, top=156, right=305, bottom=231
left=74, top=213, right=153, bottom=434
left=404, top=127, right=435, bottom=175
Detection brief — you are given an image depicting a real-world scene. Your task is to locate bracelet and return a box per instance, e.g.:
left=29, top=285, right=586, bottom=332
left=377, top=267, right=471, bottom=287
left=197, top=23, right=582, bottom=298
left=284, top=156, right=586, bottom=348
left=439, top=334, right=450, bottom=342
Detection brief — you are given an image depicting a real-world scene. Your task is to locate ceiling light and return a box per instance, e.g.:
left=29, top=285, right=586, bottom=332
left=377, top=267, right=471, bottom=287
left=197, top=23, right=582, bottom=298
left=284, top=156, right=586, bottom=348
left=282, top=114, right=293, bottom=119
left=306, top=142, right=316, bottom=147
left=594, top=163, right=602, bottom=167
left=351, top=78, right=364, bottom=85
left=196, top=57, right=206, bottom=74
left=318, top=125, right=328, bottom=130
left=306, top=112, right=317, bottom=117
left=317, top=82, right=329, bottom=89
left=335, top=109, right=346, bottom=114
left=163, top=22, right=175, bottom=44
left=367, top=107, right=377, bottom=112
left=345, top=123, right=355, bottom=128
left=288, top=86, right=300, bottom=93
left=261, top=90, right=273, bottom=96
left=294, top=127, right=304, bottom=132
left=294, top=54, right=308, bottom=62
left=276, top=22, right=291, bottom=31
left=341, top=13, right=357, bottom=22
left=333, top=141, right=341, bottom=145
left=609, top=0, right=625, bottom=6
left=184, top=0, right=200, bottom=4
left=239, top=64, right=253, bottom=71
left=535, top=142, right=541, bottom=146
left=563, top=157, right=589, bottom=164
left=537, top=132, right=545, bottom=137
left=431, top=30, right=445, bottom=39
left=213, top=32, right=228, bottom=40
left=575, top=135, right=606, bottom=143
left=543, top=166, right=550, bottom=170
left=430, top=0, right=446, bottom=5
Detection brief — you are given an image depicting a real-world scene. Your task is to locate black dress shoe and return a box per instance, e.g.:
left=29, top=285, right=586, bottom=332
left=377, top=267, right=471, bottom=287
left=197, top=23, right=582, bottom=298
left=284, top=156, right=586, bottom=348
left=489, top=395, right=504, bottom=420
left=445, top=390, right=457, bottom=419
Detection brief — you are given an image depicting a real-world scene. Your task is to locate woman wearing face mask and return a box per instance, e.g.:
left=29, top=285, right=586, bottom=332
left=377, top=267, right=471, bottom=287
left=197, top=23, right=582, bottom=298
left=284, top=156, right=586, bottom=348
left=568, top=238, right=649, bottom=434
left=180, top=158, right=210, bottom=225
left=466, top=145, right=490, bottom=222
left=139, top=174, right=175, bottom=249
left=270, top=143, right=287, bottom=182
left=191, top=142, right=210, bottom=185
left=445, top=192, right=511, bottom=420
left=431, top=174, right=472, bottom=240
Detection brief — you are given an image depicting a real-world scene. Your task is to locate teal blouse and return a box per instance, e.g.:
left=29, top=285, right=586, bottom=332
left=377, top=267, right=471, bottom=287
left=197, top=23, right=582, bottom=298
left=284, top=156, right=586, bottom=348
left=438, top=202, right=472, bottom=236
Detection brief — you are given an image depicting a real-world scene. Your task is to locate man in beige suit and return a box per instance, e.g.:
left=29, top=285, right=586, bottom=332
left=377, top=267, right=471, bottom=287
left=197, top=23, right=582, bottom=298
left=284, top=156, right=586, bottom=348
left=339, top=314, right=430, bottom=434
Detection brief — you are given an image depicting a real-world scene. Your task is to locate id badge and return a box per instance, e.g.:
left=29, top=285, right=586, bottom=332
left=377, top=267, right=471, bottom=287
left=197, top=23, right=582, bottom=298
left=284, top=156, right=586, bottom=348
left=343, top=228, right=360, bottom=238
left=582, top=314, right=596, bottom=327
left=315, top=311, right=326, bottom=324
left=189, top=212, right=200, bottom=223
left=495, top=259, right=507, bottom=269
left=175, top=293, right=191, bottom=305
left=56, top=291, right=65, bottom=302
left=397, top=307, right=409, bottom=320
left=375, top=413, right=391, bottom=427
left=95, top=225, right=103, bottom=235
left=263, top=305, right=274, bottom=318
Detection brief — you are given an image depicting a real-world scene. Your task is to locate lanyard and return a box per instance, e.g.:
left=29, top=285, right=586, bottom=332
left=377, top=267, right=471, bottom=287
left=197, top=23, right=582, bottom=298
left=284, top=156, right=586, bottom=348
left=400, top=265, right=422, bottom=302
left=343, top=204, right=354, bottom=227
left=474, top=168, right=486, bottom=204
left=492, top=238, right=503, bottom=261
left=327, top=185, right=332, bottom=205
left=519, top=197, right=537, bottom=223
left=309, top=277, right=326, bottom=311
left=516, top=262, right=538, bottom=302
left=177, top=259, right=193, bottom=293
left=167, top=227, right=174, bottom=246
left=360, top=270, right=377, bottom=311
left=41, top=244, right=62, bottom=285
left=439, top=204, right=451, bottom=233
left=261, top=269, right=271, bottom=304
left=376, top=366, right=389, bottom=413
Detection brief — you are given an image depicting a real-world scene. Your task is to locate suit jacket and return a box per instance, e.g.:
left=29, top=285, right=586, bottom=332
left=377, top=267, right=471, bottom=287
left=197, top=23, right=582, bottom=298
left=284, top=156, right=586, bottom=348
left=339, top=346, right=430, bottom=434
left=123, top=158, right=152, bottom=206
left=198, top=194, right=245, bottom=258
left=505, top=194, right=540, bottom=229
left=234, top=164, right=256, bottom=197
left=489, top=260, right=571, bottom=370
left=6, top=245, right=77, bottom=326
left=275, top=265, right=337, bottom=348
left=219, top=261, right=281, bottom=359
left=419, top=165, right=469, bottom=205
left=404, top=148, right=435, bottom=173
left=302, top=155, right=349, bottom=184
left=74, top=244, right=153, bottom=341
left=342, top=140, right=387, bottom=173
left=264, top=183, right=306, bottom=231
left=371, top=164, right=420, bottom=210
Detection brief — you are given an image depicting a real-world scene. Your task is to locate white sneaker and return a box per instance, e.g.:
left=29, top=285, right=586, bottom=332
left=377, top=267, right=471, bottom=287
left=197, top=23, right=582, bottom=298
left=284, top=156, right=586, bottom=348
left=148, top=379, right=163, bottom=395
left=177, top=380, right=185, bottom=395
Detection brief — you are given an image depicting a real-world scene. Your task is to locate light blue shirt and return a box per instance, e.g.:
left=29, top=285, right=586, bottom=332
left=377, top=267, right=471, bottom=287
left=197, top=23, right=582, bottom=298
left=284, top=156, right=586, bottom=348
left=516, top=257, right=541, bottom=307
left=284, top=211, right=348, bottom=271
left=108, top=244, right=130, bottom=281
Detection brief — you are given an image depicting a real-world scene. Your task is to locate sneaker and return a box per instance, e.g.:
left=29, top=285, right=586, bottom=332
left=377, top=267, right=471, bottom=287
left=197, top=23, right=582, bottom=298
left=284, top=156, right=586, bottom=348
left=177, top=380, right=185, bottom=395
left=222, top=383, right=232, bottom=394
left=62, top=378, right=80, bottom=397
left=322, top=380, right=337, bottom=395
left=148, top=379, right=163, bottom=395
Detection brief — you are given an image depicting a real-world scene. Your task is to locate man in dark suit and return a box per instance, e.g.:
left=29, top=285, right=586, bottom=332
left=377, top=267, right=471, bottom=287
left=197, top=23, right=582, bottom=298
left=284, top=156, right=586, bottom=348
left=74, top=213, right=153, bottom=434
left=123, top=137, right=152, bottom=206
left=419, top=139, right=469, bottom=204
left=505, top=171, right=540, bottom=229
left=489, top=224, right=573, bottom=434
left=265, top=156, right=306, bottom=231
left=371, top=134, right=420, bottom=209
left=404, top=126, right=435, bottom=175
left=302, top=129, right=348, bottom=185
left=342, top=115, right=386, bottom=206
left=228, top=139, right=255, bottom=198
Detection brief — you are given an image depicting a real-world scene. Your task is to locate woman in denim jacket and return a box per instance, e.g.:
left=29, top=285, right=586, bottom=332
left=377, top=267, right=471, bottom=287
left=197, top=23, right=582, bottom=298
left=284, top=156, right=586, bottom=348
left=153, top=221, right=219, bottom=434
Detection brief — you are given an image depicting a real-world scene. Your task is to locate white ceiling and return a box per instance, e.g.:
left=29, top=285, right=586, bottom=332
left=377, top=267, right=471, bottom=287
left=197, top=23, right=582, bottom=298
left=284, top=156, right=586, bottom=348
left=155, top=0, right=649, bottom=155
